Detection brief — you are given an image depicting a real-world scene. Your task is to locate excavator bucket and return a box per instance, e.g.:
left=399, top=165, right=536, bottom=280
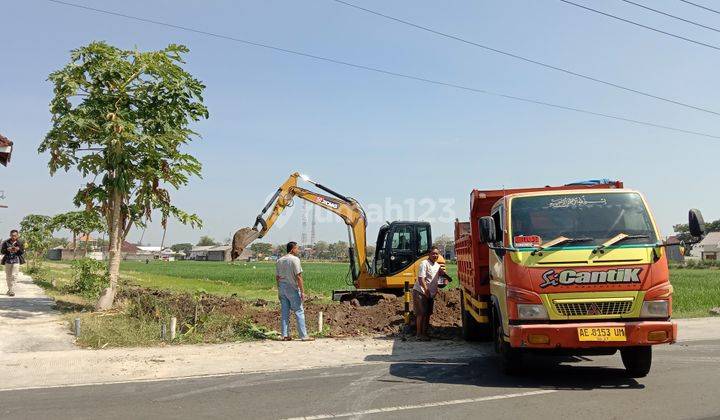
left=231, top=227, right=261, bottom=260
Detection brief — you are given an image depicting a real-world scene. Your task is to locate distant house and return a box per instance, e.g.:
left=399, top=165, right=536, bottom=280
left=188, top=245, right=214, bottom=261
left=136, top=246, right=163, bottom=254
left=120, top=241, right=147, bottom=261
left=46, top=235, right=100, bottom=260
left=0, top=134, right=13, bottom=167
left=187, top=245, right=254, bottom=262
left=48, top=240, right=148, bottom=261
left=46, top=246, right=72, bottom=261
left=694, top=232, right=720, bottom=261
left=122, top=241, right=140, bottom=254
left=664, top=236, right=684, bottom=263
left=207, top=245, right=232, bottom=262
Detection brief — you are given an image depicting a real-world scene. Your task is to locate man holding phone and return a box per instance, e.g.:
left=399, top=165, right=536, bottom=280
left=1, top=230, right=25, bottom=297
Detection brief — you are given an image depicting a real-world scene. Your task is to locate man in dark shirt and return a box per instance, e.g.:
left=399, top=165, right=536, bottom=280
left=1, top=230, right=25, bottom=297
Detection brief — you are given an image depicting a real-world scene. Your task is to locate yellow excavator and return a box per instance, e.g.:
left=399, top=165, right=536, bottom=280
left=231, top=172, right=445, bottom=300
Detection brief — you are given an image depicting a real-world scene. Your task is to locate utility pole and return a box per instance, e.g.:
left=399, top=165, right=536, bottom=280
left=301, top=200, right=308, bottom=246
left=310, top=204, right=316, bottom=245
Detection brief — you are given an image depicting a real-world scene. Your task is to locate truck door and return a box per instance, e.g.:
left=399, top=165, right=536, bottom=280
left=489, top=203, right=509, bottom=333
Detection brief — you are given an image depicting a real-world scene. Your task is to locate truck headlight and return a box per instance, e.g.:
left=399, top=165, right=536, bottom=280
left=641, top=300, right=669, bottom=318
left=517, top=304, right=549, bottom=320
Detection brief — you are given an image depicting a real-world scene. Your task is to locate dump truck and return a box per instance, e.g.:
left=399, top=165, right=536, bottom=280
left=455, top=180, right=706, bottom=376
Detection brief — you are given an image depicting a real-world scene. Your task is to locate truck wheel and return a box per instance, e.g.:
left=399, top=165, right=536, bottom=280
left=461, top=290, right=482, bottom=341
left=492, top=308, right=522, bottom=375
left=620, top=346, right=652, bottom=378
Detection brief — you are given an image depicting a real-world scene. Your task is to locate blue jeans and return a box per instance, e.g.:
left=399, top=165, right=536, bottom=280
left=279, top=283, right=308, bottom=339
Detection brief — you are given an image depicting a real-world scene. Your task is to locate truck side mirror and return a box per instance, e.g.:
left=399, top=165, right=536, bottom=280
left=479, top=216, right=497, bottom=244
left=689, top=209, right=705, bottom=238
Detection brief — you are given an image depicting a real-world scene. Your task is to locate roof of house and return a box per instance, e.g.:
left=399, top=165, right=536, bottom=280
left=137, top=246, right=163, bottom=253
left=208, top=245, right=231, bottom=251
left=698, top=232, right=720, bottom=249
left=121, top=241, right=140, bottom=253
left=190, top=245, right=215, bottom=252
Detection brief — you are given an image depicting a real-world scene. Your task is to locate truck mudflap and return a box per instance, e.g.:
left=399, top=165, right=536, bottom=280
left=508, top=320, right=677, bottom=349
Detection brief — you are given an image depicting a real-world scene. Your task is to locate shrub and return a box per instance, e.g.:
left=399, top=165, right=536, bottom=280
left=24, top=264, right=46, bottom=277
left=67, top=258, right=108, bottom=298
left=670, top=260, right=720, bottom=270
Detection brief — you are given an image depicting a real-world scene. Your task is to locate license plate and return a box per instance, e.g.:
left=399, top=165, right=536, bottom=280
left=577, top=327, right=626, bottom=342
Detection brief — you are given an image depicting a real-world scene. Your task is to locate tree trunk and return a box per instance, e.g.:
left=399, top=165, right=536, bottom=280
left=72, top=232, right=77, bottom=260
left=84, top=232, right=91, bottom=254
left=96, top=189, right=123, bottom=310
left=159, top=225, right=167, bottom=261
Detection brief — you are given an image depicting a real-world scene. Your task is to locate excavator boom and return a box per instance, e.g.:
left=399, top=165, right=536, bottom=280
left=232, top=173, right=369, bottom=282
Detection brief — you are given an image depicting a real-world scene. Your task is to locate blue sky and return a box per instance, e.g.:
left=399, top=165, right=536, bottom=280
left=1, top=0, right=718, bottom=246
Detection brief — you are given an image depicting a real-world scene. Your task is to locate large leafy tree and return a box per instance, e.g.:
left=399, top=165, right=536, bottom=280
left=39, top=42, right=208, bottom=309
left=249, top=242, right=273, bottom=258
left=170, top=242, right=193, bottom=254
left=197, top=236, right=218, bottom=246
left=52, top=210, right=105, bottom=257
left=19, top=214, right=55, bottom=270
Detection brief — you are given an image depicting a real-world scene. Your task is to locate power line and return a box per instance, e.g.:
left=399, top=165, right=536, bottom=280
left=679, top=0, right=720, bottom=16
left=331, top=0, right=720, bottom=117
left=557, top=0, right=720, bottom=52
left=46, top=0, right=720, bottom=140
left=620, top=0, right=720, bottom=33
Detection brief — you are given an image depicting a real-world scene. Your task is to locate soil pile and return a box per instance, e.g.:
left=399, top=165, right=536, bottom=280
left=118, top=287, right=463, bottom=338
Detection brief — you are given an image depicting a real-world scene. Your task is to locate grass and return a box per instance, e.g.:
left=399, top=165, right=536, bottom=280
left=32, top=261, right=312, bottom=347
left=67, top=311, right=275, bottom=348
left=119, top=260, right=356, bottom=301
left=669, top=269, right=720, bottom=318
left=118, top=260, right=459, bottom=301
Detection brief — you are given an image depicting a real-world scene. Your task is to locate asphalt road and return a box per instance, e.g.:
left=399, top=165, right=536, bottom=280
left=3, top=339, right=720, bottom=420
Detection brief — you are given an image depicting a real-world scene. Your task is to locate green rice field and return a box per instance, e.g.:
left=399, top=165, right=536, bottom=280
left=116, top=261, right=719, bottom=317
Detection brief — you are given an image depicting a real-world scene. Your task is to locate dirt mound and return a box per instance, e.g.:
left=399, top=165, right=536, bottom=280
left=118, top=287, right=463, bottom=338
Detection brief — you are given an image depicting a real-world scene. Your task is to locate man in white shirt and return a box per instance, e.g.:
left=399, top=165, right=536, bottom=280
left=275, top=241, right=314, bottom=341
left=413, top=245, right=445, bottom=340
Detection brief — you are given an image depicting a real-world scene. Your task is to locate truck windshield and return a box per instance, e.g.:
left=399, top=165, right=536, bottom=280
left=510, top=192, right=658, bottom=248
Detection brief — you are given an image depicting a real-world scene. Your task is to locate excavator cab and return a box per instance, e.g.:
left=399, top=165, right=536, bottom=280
left=374, top=221, right=433, bottom=276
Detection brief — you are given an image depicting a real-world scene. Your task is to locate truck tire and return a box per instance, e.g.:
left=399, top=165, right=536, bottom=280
left=460, top=290, right=482, bottom=342
left=620, top=346, right=652, bottom=378
left=492, top=308, right=522, bottom=375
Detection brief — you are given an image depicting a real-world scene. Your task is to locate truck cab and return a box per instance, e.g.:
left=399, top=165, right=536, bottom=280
left=455, top=180, right=705, bottom=376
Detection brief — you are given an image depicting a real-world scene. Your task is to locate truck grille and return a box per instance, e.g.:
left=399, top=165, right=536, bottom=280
left=554, top=300, right=634, bottom=317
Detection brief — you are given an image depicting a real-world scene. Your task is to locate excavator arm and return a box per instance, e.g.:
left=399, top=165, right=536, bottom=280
left=232, top=173, right=369, bottom=282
